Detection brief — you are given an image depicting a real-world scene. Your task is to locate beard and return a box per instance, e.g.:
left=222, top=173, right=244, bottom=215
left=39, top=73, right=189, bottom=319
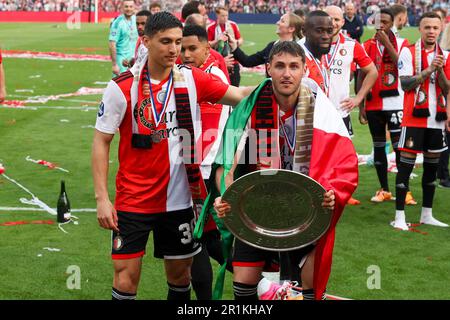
left=317, top=45, right=331, bottom=55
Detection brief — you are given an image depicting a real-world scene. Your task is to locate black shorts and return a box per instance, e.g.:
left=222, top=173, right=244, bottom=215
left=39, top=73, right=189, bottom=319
left=398, top=126, right=448, bottom=154
left=342, top=115, right=354, bottom=137
left=232, top=238, right=315, bottom=271
left=367, top=110, right=403, bottom=138
left=111, top=207, right=201, bottom=260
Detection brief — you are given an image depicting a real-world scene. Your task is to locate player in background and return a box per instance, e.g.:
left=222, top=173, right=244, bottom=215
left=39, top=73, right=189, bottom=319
left=207, top=6, right=243, bottom=86
left=122, top=10, right=151, bottom=69
left=390, top=4, right=408, bottom=37
left=394, top=12, right=450, bottom=230
left=109, top=0, right=138, bottom=76
left=299, top=10, right=364, bottom=206
left=360, top=9, right=416, bottom=205
left=180, top=2, right=231, bottom=82
left=324, top=5, right=378, bottom=205
left=180, top=24, right=231, bottom=300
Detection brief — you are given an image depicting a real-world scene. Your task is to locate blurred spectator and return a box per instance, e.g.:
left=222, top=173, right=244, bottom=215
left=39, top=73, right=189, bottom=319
left=149, top=1, right=160, bottom=14
left=343, top=1, right=364, bottom=42
left=0, top=0, right=446, bottom=23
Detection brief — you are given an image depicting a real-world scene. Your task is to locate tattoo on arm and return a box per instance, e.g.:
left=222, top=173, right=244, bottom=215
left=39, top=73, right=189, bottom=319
left=437, top=71, right=450, bottom=96
left=400, top=69, right=433, bottom=91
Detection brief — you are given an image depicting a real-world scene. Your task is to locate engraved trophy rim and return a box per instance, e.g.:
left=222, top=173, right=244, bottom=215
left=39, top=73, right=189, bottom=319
left=222, top=169, right=332, bottom=251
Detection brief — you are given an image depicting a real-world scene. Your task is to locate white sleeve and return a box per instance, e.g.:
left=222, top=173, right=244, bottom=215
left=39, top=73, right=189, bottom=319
left=95, top=80, right=127, bottom=134
left=210, top=66, right=229, bottom=84
left=398, top=47, right=413, bottom=77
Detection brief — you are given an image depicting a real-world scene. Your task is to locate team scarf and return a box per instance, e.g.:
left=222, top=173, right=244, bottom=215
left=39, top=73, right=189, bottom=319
left=367, top=31, right=400, bottom=100
left=193, top=78, right=358, bottom=300
left=198, top=53, right=225, bottom=233
left=132, top=62, right=208, bottom=219
left=412, top=40, right=447, bottom=120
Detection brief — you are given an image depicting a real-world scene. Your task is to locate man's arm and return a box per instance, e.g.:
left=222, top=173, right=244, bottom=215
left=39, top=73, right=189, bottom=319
left=0, top=61, right=6, bottom=103
left=437, top=69, right=450, bottom=96
left=109, top=41, right=120, bottom=76
left=341, top=62, right=378, bottom=112
left=218, top=85, right=255, bottom=107
left=375, top=31, right=399, bottom=63
left=230, top=39, right=271, bottom=67
left=356, top=69, right=368, bottom=125
left=400, top=68, right=434, bottom=92
left=92, top=130, right=119, bottom=232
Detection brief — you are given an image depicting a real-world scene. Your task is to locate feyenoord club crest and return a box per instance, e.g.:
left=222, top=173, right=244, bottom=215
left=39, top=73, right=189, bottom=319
left=417, top=89, right=427, bottom=105
left=339, top=48, right=347, bottom=56
left=113, top=235, right=124, bottom=251
left=137, top=98, right=155, bottom=129
left=382, top=72, right=396, bottom=87
left=406, top=137, right=414, bottom=148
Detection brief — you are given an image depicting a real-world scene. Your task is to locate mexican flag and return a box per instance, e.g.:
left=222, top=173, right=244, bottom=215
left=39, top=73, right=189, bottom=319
left=194, top=78, right=358, bottom=300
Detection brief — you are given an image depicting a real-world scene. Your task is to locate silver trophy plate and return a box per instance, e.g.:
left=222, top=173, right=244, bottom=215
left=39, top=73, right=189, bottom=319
left=222, top=169, right=332, bottom=251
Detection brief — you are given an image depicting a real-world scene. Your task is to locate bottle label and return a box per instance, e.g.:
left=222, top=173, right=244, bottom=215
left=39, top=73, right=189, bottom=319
left=64, top=212, right=71, bottom=220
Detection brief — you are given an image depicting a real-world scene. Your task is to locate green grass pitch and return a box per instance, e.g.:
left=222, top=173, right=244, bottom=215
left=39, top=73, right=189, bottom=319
left=0, top=22, right=448, bottom=300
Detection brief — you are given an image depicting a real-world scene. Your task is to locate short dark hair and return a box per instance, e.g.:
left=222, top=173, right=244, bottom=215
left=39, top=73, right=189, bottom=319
left=379, top=8, right=394, bottom=22
left=181, top=1, right=203, bottom=20
left=268, top=41, right=305, bottom=64
left=144, top=12, right=183, bottom=37
left=305, top=10, right=330, bottom=27
left=419, top=11, right=442, bottom=24
left=149, top=2, right=161, bottom=9
left=183, top=24, right=208, bottom=42
left=136, top=10, right=151, bottom=18
left=307, top=10, right=330, bottom=19
left=390, top=4, right=407, bottom=18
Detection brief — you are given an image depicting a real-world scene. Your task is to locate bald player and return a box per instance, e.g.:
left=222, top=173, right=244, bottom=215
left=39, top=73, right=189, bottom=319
left=324, top=5, right=377, bottom=205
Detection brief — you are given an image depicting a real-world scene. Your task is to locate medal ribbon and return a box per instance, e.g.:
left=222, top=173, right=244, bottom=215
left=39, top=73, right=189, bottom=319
left=279, top=110, right=296, bottom=155
left=304, top=45, right=330, bottom=96
left=325, top=34, right=342, bottom=69
left=146, top=70, right=173, bottom=128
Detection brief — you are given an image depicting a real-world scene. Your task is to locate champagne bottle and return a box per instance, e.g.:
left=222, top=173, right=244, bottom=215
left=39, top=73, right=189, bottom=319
left=57, top=180, right=71, bottom=223
left=221, top=40, right=230, bottom=57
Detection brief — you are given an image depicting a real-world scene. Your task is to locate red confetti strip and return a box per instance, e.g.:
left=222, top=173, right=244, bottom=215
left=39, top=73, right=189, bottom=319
left=0, top=220, right=55, bottom=226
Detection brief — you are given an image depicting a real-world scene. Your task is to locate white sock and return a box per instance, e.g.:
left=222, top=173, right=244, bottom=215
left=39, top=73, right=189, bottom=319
left=420, top=207, right=449, bottom=227
left=392, top=210, right=409, bottom=231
